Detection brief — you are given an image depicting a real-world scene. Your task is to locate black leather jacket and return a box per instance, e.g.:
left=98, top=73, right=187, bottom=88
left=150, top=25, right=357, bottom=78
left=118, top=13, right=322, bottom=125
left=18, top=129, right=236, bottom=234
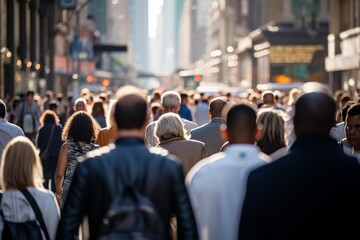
left=56, top=137, right=198, bottom=240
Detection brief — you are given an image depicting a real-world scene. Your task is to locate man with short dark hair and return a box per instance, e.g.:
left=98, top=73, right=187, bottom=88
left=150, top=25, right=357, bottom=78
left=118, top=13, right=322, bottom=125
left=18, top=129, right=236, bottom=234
left=190, top=97, right=228, bottom=156
left=57, top=86, right=198, bottom=239
left=239, top=91, right=360, bottom=239
left=13, top=90, right=41, bottom=143
left=0, top=99, right=24, bottom=156
left=178, top=92, right=193, bottom=121
left=186, top=103, right=270, bottom=240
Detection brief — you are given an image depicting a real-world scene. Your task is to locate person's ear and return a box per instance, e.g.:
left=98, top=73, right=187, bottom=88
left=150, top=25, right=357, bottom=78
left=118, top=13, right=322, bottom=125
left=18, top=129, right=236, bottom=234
left=220, top=124, right=228, bottom=141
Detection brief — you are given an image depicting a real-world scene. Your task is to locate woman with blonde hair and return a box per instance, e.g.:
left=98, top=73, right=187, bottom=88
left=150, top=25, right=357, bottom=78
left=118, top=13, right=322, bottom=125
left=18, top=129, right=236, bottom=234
left=0, top=136, right=60, bottom=239
left=155, top=112, right=206, bottom=175
left=256, top=108, right=288, bottom=160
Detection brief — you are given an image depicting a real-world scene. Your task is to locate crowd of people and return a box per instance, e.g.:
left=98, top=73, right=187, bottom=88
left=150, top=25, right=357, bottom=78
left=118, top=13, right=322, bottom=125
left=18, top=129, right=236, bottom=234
left=0, top=82, right=360, bottom=239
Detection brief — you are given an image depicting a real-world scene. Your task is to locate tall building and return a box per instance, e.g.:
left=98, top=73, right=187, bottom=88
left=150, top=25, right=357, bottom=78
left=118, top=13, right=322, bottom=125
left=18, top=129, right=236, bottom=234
left=234, top=0, right=329, bottom=88
left=326, top=0, right=360, bottom=95
left=128, top=0, right=150, bottom=74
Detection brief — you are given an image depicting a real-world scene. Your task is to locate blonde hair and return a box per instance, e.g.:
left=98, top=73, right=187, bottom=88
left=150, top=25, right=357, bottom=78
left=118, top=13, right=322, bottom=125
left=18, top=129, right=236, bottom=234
left=1, top=136, right=44, bottom=190
left=107, top=99, right=117, bottom=128
left=155, top=113, right=187, bottom=143
left=256, top=109, right=286, bottom=155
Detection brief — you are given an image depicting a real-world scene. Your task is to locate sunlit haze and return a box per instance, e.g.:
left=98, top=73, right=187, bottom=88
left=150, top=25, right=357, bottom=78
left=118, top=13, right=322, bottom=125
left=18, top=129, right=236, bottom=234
left=148, top=0, right=164, bottom=39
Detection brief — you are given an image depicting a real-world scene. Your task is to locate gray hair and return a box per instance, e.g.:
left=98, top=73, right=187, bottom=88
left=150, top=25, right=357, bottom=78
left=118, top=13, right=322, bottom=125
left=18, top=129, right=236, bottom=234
left=155, top=112, right=187, bottom=143
left=161, top=91, right=181, bottom=108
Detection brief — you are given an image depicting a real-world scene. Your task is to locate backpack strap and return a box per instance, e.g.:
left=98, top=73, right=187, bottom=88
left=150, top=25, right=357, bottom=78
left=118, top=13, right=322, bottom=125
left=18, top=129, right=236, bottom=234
left=43, top=124, right=56, bottom=154
left=21, top=189, right=50, bottom=240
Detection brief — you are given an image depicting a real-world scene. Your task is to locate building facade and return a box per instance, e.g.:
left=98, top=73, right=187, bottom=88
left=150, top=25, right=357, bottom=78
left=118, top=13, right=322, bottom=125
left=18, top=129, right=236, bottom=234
left=326, top=0, right=360, bottom=95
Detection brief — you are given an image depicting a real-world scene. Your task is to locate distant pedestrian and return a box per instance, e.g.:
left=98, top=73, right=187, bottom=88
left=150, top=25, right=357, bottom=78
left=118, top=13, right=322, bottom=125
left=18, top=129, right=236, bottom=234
left=0, top=99, right=24, bottom=157
left=14, top=90, right=42, bottom=144
left=191, top=97, right=227, bottom=156
left=145, top=91, right=198, bottom=147
left=36, top=110, right=63, bottom=193
left=179, top=92, right=193, bottom=121
left=239, top=91, right=360, bottom=239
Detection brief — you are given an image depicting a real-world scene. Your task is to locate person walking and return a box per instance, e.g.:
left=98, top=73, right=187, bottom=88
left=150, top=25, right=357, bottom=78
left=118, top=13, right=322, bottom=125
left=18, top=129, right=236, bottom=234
left=186, top=103, right=270, bottom=240
left=36, top=110, right=63, bottom=193
left=56, top=86, right=198, bottom=239
left=238, top=91, right=360, bottom=239
left=190, top=97, right=227, bottom=156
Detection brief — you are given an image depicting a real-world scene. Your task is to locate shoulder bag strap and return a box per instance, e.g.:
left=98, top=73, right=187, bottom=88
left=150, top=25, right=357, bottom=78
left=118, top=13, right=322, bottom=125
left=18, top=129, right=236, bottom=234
left=44, top=124, right=55, bottom=153
left=75, top=141, right=84, bottom=153
left=21, top=189, right=50, bottom=240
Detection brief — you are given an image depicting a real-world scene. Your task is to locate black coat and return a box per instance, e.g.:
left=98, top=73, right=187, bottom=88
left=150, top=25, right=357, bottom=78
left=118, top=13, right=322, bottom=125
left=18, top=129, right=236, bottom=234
left=239, top=135, right=360, bottom=240
left=56, top=137, right=198, bottom=240
left=36, top=123, right=63, bottom=160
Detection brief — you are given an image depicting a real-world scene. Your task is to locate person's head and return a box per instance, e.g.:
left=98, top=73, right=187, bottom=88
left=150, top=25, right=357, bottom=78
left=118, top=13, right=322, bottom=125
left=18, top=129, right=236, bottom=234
left=1, top=136, right=43, bottom=190
left=294, top=92, right=336, bottom=138
left=39, top=110, right=60, bottom=126
left=256, top=109, right=286, bottom=155
left=49, top=100, right=58, bottom=112
left=161, top=91, right=181, bottom=113
left=261, top=90, right=275, bottom=106
left=180, top=92, right=189, bottom=105
left=62, top=111, right=100, bottom=143
left=91, top=100, right=105, bottom=117
left=114, top=85, right=148, bottom=131
left=155, top=112, right=186, bottom=143
left=221, top=102, right=260, bottom=144
left=26, top=90, right=35, bottom=103
left=288, top=88, right=301, bottom=106
left=0, top=99, right=6, bottom=118
left=341, top=100, right=356, bottom=122
left=345, top=103, right=360, bottom=151
left=74, top=97, right=87, bottom=112
left=209, top=97, right=227, bottom=118
left=150, top=102, right=163, bottom=121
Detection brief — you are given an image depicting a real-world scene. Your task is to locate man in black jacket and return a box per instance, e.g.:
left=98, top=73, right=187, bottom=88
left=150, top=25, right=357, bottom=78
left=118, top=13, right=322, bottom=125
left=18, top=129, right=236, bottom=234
left=238, top=90, right=360, bottom=239
left=56, top=86, right=198, bottom=239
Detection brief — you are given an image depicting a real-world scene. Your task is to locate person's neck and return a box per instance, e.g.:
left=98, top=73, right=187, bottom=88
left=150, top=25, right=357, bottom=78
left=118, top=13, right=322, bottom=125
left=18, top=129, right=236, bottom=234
left=116, top=130, right=145, bottom=140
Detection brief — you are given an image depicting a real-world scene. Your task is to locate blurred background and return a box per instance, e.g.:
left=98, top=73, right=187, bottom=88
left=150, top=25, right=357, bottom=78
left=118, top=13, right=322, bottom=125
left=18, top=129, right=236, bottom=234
left=0, top=0, right=359, bottom=98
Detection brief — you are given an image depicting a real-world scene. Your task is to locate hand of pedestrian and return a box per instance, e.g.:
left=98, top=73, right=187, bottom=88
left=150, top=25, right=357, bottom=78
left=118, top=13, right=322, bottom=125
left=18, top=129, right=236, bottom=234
left=56, top=191, right=62, bottom=206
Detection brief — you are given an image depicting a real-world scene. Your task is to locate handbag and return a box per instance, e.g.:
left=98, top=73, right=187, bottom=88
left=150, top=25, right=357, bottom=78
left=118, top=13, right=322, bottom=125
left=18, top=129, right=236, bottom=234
left=1, top=189, right=50, bottom=240
left=40, top=124, right=55, bottom=161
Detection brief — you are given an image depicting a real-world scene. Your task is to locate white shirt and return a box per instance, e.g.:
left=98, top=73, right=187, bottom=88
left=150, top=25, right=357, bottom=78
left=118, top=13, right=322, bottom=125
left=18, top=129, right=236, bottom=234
left=186, top=144, right=270, bottom=240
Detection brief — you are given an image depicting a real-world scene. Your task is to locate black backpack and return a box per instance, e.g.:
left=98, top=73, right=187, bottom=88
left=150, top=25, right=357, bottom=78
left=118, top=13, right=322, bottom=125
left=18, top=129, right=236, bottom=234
left=0, top=189, right=50, bottom=240
left=99, top=158, right=165, bottom=240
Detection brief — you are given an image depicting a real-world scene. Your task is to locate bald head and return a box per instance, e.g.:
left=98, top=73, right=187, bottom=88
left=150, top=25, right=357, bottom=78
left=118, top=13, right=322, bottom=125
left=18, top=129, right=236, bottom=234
left=226, top=103, right=257, bottom=144
left=294, top=92, right=336, bottom=137
left=209, top=97, right=227, bottom=118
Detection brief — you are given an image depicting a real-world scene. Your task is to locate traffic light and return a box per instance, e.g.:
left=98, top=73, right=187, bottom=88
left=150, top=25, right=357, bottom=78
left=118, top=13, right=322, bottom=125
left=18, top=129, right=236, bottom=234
left=194, top=75, right=202, bottom=82
left=102, top=79, right=110, bottom=88
left=86, top=75, right=94, bottom=83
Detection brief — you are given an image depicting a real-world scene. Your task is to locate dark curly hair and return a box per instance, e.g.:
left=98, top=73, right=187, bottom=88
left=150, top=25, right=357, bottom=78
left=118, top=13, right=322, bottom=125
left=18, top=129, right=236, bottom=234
left=61, top=111, right=100, bottom=143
